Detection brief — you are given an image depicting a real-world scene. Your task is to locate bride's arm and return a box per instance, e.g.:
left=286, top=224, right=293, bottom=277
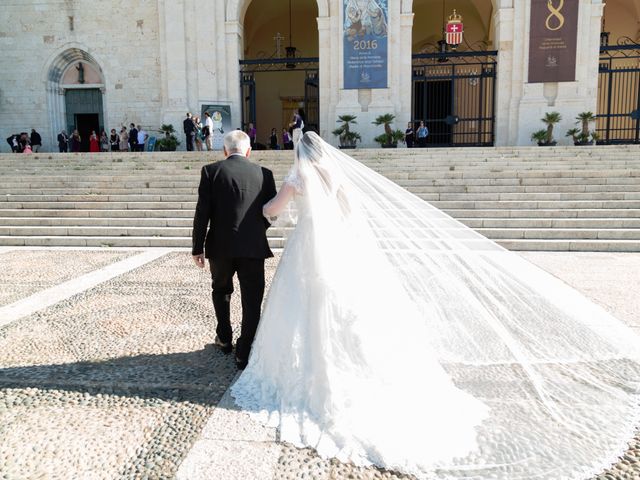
left=263, top=183, right=296, bottom=218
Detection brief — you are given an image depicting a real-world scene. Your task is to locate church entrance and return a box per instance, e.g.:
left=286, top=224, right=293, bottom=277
left=65, top=88, right=104, bottom=152
left=240, top=0, right=319, bottom=148
left=597, top=3, right=640, bottom=144
left=240, top=59, right=319, bottom=148
left=411, top=0, right=497, bottom=147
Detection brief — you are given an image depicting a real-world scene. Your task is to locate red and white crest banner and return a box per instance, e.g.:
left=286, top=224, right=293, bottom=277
left=445, top=10, right=464, bottom=46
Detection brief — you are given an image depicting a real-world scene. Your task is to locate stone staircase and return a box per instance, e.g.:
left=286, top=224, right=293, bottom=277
left=1, top=146, right=640, bottom=251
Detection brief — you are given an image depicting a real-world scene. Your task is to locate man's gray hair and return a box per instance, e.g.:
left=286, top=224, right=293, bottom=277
left=224, top=130, right=251, bottom=154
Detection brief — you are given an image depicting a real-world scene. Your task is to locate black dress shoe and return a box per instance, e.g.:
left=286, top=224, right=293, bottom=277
left=213, top=336, right=233, bottom=354
left=235, top=356, right=248, bottom=370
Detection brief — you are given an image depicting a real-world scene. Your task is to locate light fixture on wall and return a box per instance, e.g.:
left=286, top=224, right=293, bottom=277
left=286, top=0, right=297, bottom=69
left=600, top=17, right=610, bottom=47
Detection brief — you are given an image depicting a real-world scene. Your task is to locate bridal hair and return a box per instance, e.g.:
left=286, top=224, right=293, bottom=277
left=223, top=130, right=250, bottom=154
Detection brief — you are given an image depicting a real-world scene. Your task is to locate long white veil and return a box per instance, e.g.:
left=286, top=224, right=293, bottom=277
left=283, top=131, right=640, bottom=479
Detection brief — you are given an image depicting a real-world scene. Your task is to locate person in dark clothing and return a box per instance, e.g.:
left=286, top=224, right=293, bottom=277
left=128, top=123, right=138, bottom=152
left=6, top=134, right=21, bottom=153
left=30, top=129, right=42, bottom=152
left=269, top=128, right=279, bottom=149
left=183, top=113, right=196, bottom=151
left=191, top=130, right=277, bottom=370
left=57, top=130, right=68, bottom=152
left=404, top=122, right=415, bottom=148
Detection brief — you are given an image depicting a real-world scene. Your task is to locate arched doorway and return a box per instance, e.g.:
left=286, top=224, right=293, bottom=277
left=240, top=0, right=320, bottom=148
left=597, top=2, right=640, bottom=144
left=411, top=0, right=497, bottom=147
left=46, top=48, right=106, bottom=152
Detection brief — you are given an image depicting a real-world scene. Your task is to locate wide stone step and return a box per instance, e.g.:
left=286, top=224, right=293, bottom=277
left=476, top=228, right=640, bottom=240
left=443, top=208, right=640, bottom=218
left=2, top=235, right=638, bottom=252
left=5, top=191, right=640, bottom=204
left=0, top=209, right=195, bottom=218
left=0, top=235, right=287, bottom=249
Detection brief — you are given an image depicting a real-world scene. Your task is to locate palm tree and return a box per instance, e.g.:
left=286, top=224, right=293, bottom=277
left=332, top=115, right=361, bottom=148
left=373, top=114, right=398, bottom=146
left=576, top=112, right=596, bottom=137
left=541, top=112, right=562, bottom=144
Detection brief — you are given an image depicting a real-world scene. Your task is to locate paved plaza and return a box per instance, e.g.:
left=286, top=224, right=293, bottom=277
left=0, top=247, right=638, bottom=480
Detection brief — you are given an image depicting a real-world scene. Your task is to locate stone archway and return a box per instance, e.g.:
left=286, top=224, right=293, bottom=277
left=224, top=0, right=331, bottom=139
left=45, top=48, right=106, bottom=150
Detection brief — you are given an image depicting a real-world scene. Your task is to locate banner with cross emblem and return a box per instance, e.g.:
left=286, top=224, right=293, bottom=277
left=445, top=9, right=463, bottom=47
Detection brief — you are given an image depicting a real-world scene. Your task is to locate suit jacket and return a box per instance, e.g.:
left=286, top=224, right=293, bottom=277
left=129, top=128, right=138, bottom=145
left=192, top=154, right=277, bottom=259
left=184, top=118, right=196, bottom=135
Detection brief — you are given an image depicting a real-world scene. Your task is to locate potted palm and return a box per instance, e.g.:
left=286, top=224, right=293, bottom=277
left=156, top=124, right=180, bottom=151
left=531, top=112, right=561, bottom=146
left=570, top=111, right=597, bottom=146
left=332, top=115, right=361, bottom=149
left=372, top=113, right=404, bottom=148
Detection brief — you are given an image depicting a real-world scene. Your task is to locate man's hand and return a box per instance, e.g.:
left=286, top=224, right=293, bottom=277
left=193, top=254, right=206, bottom=268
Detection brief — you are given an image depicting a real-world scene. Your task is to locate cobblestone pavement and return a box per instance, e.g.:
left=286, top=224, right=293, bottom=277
left=0, top=249, right=638, bottom=480
left=0, top=250, right=135, bottom=307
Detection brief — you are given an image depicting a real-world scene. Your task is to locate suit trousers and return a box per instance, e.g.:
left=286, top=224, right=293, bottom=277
left=210, top=257, right=265, bottom=361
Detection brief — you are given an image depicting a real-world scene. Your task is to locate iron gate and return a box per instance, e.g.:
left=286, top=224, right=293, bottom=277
left=412, top=50, right=497, bottom=147
left=239, top=57, right=319, bottom=134
left=597, top=44, right=640, bottom=144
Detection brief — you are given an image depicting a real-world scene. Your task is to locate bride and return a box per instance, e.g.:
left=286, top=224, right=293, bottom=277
left=231, top=131, right=640, bottom=479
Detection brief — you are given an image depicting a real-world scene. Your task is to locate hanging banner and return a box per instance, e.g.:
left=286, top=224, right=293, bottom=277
left=343, top=0, right=388, bottom=89
left=528, top=0, right=579, bottom=83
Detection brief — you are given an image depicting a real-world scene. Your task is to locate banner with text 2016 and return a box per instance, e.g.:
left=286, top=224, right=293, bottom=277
left=528, top=0, right=579, bottom=83
left=343, top=0, right=388, bottom=89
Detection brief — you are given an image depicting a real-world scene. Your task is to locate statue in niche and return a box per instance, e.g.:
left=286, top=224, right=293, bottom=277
left=76, top=62, right=85, bottom=84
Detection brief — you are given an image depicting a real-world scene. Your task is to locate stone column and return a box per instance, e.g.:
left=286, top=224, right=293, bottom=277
left=318, top=16, right=332, bottom=140
left=398, top=11, right=414, bottom=130
left=224, top=20, right=243, bottom=130
left=158, top=0, right=190, bottom=141
left=493, top=1, right=515, bottom=146
left=514, top=0, right=605, bottom=145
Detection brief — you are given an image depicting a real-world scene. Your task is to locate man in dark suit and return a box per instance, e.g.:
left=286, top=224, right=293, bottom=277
left=57, top=130, right=68, bottom=152
left=183, top=113, right=196, bottom=151
left=192, top=130, right=277, bottom=369
left=128, top=123, right=138, bottom=152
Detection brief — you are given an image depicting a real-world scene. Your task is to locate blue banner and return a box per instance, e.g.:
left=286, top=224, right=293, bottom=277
left=343, top=0, right=388, bottom=89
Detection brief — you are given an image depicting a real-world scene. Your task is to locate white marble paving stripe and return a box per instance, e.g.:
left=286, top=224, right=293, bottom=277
left=0, top=248, right=171, bottom=329
left=0, top=247, right=17, bottom=254
left=176, top=376, right=282, bottom=480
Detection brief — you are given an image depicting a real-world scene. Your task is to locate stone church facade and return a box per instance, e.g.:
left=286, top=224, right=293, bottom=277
left=0, top=0, right=636, bottom=150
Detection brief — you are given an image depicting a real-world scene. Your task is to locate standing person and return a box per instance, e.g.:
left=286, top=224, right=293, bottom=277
left=70, top=130, right=81, bottom=152
left=183, top=113, right=196, bottom=151
left=204, top=112, right=214, bottom=151
left=282, top=128, right=293, bottom=150
left=100, top=130, right=110, bottom=152
left=416, top=120, right=429, bottom=148
left=119, top=126, right=129, bottom=151
left=136, top=125, right=147, bottom=152
left=6, top=134, right=21, bottom=153
left=128, top=123, right=138, bottom=152
left=89, top=131, right=99, bottom=152
left=57, top=130, right=68, bottom=152
left=194, top=116, right=204, bottom=152
left=404, top=121, right=415, bottom=148
left=109, top=129, right=120, bottom=152
left=288, top=109, right=304, bottom=148
left=269, top=128, right=279, bottom=150
left=246, top=123, right=257, bottom=149
left=230, top=131, right=640, bottom=480
left=30, top=129, right=42, bottom=152
left=191, top=130, right=277, bottom=370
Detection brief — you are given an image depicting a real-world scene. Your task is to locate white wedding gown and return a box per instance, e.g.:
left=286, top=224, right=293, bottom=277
left=231, top=132, right=640, bottom=479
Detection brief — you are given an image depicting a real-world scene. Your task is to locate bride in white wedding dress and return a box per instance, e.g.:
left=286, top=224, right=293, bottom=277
left=231, top=132, right=640, bottom=479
